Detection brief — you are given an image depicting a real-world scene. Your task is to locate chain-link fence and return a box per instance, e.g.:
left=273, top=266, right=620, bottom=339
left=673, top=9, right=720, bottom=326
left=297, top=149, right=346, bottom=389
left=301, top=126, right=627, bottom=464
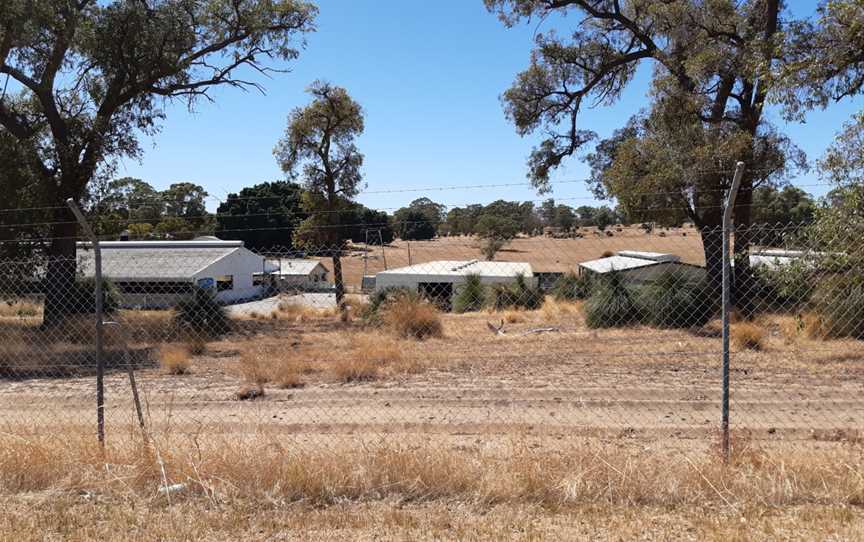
left=1, top=212, right=862, bottom=463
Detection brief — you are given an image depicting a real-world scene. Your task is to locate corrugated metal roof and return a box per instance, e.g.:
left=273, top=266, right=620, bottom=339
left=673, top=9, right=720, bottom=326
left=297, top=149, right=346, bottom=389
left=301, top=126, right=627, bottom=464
left=268, top=259, right=327, bottom=276
left=616, top=250, right=680, bottom=262
left=77, top=245, right=242, bottom=280
left=377, top=260, right=533, bottom=277
left=579, top=256, right=663, bottom=273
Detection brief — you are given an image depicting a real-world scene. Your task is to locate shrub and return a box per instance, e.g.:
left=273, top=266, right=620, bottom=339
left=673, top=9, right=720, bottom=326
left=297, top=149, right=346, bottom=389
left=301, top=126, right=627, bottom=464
left=382, top=295, right=443, bottom=340
left=360, top=286, right=417, bottom=324
left=749, top=260, right=815, bottom=313
left=809, top=275, right=864, bottom=339
left=174, top=287, right=230, bottom=338
left=639, top=270, right=716, bottom=328
left=732, top=322, right=766, bottom=351
left=159, top=345, right=192, bottom=375
left=552, top=272, right=591, bottom=301
left=489, top=274, right=544, bottom=311
left=453, top=274, right=486, bottom=313
left=583, top=271, right=640, bottom=328
left=60, top=278, right=120, bottom=315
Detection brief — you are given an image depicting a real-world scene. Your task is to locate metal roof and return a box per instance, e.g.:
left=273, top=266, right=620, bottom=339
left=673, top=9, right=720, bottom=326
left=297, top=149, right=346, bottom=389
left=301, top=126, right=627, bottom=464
left=267, top=258, right=328, bottom=276
left=579, top=256, right=665, bottom=274
left=377, top=260, right=533, bottom=278
left=616, top=250, right=680, bottom=263
left=76, top=244, right=244, bottom=281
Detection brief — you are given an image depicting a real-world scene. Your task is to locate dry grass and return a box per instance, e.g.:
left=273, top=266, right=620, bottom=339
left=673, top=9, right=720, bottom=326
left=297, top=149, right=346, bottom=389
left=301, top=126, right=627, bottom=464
left=276, top=300, right=337, bottom=322
left=331, top=335, right=404, bottom=382
left=0, top=299, right=41, bottom=318
left=158, top=345, right=192, bottom=375
left=382, top=297, right=443, bottom=340
left=732, top=322, right=766, bottom=351
left=1, top=431, right=862, bottom=515
left=540, top=298, right=582, bottom=321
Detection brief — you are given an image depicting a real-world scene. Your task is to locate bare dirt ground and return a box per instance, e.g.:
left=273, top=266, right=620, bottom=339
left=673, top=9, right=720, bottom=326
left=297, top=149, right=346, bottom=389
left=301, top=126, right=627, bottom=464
left=2, top=305, right=861, bottom=447
left=331, top=225, right=705, bottom=289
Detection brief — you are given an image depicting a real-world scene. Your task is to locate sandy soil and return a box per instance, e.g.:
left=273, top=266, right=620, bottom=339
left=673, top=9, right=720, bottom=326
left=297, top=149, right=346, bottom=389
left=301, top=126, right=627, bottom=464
left=2, top=307, right=861, bottom=451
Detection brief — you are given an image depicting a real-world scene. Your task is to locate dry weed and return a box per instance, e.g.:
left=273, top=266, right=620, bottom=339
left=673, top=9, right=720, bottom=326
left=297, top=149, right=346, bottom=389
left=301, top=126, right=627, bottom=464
left=383, top=297, right=443, bottom=340
left=541, top=298, right=581, bottom=321
left=731, top=322, right=766, bottom=351
left=159, top=345, right=192, bottom=375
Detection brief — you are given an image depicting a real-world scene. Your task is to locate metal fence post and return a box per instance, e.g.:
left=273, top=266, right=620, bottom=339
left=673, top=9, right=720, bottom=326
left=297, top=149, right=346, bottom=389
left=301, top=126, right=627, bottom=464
left=722, top=162, right=745, bottom=461
left=66, top=199, right=106, bottom=446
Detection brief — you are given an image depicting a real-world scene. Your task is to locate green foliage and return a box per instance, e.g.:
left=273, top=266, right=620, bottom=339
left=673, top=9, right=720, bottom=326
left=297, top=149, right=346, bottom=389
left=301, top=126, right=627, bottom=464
left=552, top=272, right=591, bottom=301
left=216, top=181, right=307, bottom=251
left=174, top=288, right=230, bottom=338
left=638, top=270, right=716, bottom=329
left=811, top=275, right=864, bottom=339
left=489, top=274, right=544, bottom=311
left=394, top=209, right=437, bottom=241
left=582, top=272, right=640, bottom=329
left=750, top=260, right=816, bottom=313
left=453, top=274, right=486, bottom=313
left=475, top=214, right=520, bottom=260
left=360, top=286, right=417, bottom=323
left=64, top=278, right=120, bottom=315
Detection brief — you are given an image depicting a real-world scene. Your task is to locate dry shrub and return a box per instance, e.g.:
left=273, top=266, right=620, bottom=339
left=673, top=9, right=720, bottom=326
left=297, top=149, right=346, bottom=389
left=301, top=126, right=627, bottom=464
left=0, top=299, right=41, bottom=318
left=119, top=310, right=174, bottom=343
left=500, top=310, right=526, bottom=324
left=382, top=297, right=443, bottom=340
left=277, top=300, right=336, bottom=322
left=159, top=345, right=192, bottom=375
left=187, top=337, right=207, bottom=355
left=732, top=322, right=765, bottom=351
left=239, top=345, right=309, bottom=388
left=270, top=359, right=306, bottom=389
left=239, top=350, right=271, bottom=386
left=331, top=335, right=403, bottom=383
left=541, top=298, right=581, bottom=322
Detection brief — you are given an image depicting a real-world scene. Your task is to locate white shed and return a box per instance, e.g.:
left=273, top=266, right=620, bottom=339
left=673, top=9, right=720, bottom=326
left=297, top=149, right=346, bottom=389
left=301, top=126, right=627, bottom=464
left=77, top=240, right=273, bottom=308
left=262, top=258, right=330, bottom=291
left=375, top=260, right=535, bottom=309
left=579, top=251, right=705, bottom=284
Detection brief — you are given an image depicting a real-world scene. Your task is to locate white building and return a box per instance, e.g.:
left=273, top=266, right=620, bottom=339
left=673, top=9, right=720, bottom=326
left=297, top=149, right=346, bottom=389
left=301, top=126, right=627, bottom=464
left=77, top=239, right=275, bottom=308
left=261, top=258, right=330, bottom=291
left=375, top=260, right=535, bottom=309
left=579, top=251, right=705, bottom=284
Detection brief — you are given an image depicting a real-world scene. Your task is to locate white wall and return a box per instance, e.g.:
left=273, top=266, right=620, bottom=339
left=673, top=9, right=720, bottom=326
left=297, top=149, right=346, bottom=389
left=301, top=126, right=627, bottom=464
left=194, top=248, right=266, bottom=292
left=375, top=273, right=537, bottom=293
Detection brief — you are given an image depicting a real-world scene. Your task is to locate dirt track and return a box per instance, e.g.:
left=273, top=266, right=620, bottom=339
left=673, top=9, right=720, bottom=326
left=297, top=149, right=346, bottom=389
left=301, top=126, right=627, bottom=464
left=3, top=309, right=862, bottom=450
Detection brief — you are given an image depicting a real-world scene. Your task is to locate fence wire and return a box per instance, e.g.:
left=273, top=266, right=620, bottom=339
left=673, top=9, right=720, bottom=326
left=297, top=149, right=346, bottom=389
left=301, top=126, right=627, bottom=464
left=0, top=220, right=862, bottom=459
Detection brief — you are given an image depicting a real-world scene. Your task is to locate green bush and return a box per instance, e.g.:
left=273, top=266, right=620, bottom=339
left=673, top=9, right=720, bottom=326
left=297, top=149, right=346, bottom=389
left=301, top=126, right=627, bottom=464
left=811, top=275, right=864, bottom=339
left=453, top=274, right=486, bottom=313
left=750, top=260, right=816, bottom=313
left=639, top=269, right=716, bottom=328
left=552, top=272, right=592, bottom=301
left=489, top=274, right=544, bottom=311
left=174, top=287, right=230, bottom=338
left=583, top=271, right=640, bottom=328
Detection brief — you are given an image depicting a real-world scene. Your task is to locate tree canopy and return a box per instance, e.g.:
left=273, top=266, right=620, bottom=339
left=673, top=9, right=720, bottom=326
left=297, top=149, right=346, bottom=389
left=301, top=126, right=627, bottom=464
left=274, top=80, right=364, bottom=304
left=216, top=180, right=307, bottom=251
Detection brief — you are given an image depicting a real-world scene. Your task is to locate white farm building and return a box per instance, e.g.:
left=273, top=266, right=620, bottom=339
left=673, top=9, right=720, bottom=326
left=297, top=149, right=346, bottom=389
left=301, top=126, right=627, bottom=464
left=76, top=239, right=275, bottom=308
left=260, top=258, right=330, bottom=292
left=375, top=260, right=535, bottom=310
left=578, top=251, right=705, bottom=284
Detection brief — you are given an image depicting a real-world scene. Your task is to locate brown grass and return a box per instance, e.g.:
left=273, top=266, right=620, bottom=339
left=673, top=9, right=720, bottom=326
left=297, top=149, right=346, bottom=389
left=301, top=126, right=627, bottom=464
left=0, top=299, right=41, bottom=318
left=331, top=335, right=404, bottom=382
left=158, top=345, right=192, bottom=375
left=276, top=300, right=337, bottom=322
left=382, top=297, right=443, bottom=340
left=732, top=322, right=766, bottom=351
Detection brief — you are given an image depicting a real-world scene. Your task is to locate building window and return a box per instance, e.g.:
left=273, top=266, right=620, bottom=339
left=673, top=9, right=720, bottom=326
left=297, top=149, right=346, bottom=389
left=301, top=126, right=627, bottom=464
left=216, top=275, right=234, bottom=292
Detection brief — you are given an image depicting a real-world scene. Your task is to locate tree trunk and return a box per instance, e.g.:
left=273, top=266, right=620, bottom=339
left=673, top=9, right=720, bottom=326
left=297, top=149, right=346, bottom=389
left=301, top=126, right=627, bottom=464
left=332, top=251, right=345, bottom=308
left=700, top=225, right=724, bottom=302
left=42, top=219, right=78, bottom=328
left=731, top=179, right=757, bottom=317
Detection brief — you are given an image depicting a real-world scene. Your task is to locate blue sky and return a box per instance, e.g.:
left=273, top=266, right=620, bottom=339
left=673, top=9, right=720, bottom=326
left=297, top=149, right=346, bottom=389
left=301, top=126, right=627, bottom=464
left=118, top=0, right=863, bottom=213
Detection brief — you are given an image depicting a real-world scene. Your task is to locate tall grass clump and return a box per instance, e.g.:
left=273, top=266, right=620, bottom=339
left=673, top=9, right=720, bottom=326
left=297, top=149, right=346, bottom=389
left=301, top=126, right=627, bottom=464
left=382, top=295, right=443, bottom=340
left=489, top=274, right=544, bottom=311
left=453, top=274, right=486, bottom=313
left=583, top=271, right=640, bottom=328
left=808, top=275, right=864, bottom=339
left=732, top=322, right=766, bottom=350
left=639, top=269, right=716, bottom=328
left=159, top=345, right=192, bottom=375
left=552, top=272, right=591, bottom=301
left=360, top=286, right=415, bottom=324
left=174, top=287, right=230, bottom=338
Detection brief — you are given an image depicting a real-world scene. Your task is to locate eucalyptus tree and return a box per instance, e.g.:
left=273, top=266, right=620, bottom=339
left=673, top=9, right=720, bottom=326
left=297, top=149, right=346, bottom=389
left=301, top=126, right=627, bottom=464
left=274, top=81, right=364, bottom=306
left=0, top=0, right=316, bottom=324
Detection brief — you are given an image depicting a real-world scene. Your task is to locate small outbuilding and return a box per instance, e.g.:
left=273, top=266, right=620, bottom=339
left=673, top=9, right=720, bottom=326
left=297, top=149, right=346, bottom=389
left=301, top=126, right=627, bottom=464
left=375, top=260, right=535, bottom=310
left=77, top=239, right=274, bottom=308
left=579, top=251, right=705, bottom=284
left=260, top=258, right=330, bottom=292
